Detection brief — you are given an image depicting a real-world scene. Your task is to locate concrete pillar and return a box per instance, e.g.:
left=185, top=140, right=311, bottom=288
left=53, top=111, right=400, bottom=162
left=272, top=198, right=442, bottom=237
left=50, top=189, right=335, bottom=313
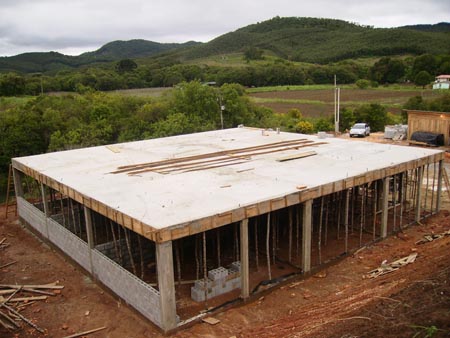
left=436, top=160, right=444, bottom=213
left=156, top=241, right=177, bottom=332
left=40, top=183, right=50, bottom=238
left=381, top=177, right=390, bottom=238
left=84, top=207, right=94, bottom=275
left=240, top=218, right=249, bottom=299
left=415, top=166, right=424, bottom=222
left=302, top=199, right=312, bottom=273
left=12, top=168, right=24, bottom=198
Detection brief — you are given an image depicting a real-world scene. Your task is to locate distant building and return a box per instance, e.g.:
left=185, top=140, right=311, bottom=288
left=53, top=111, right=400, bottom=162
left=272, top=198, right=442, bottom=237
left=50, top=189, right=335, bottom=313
left=432, top=75, right=450, bottom=90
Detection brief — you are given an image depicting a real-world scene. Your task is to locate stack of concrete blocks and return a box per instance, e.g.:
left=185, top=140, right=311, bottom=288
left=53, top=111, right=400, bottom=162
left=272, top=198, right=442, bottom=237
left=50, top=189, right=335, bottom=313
left=191, top=261, right=241, bottom=302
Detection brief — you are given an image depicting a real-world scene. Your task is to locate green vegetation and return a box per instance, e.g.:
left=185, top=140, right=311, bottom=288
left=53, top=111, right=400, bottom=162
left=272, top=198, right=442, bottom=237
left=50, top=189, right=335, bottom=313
left=403, top=93, right=450, bottom=112
left=180, top=17, right=450, bottom=64
left=0, top=82, right=275, bottom=197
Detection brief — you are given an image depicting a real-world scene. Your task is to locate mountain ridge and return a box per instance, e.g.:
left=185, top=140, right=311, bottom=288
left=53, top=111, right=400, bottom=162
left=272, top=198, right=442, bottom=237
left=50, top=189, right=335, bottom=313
left=0, top=17, right=449, bottom=73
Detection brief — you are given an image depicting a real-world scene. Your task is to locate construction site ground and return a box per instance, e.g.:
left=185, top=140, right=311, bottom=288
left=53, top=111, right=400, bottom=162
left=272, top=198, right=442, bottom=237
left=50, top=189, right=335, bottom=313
left=1, top=135, right=450, bottom=338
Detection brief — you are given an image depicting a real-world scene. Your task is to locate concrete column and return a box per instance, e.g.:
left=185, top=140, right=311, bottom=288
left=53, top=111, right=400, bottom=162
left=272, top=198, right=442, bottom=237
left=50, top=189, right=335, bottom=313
left=302, top=199, right=312, bottom=273
left=12, top=168, right=24, bottom=198
left=84, top=206, right=94, bottom=275
left=381, top=177, right=390, bottom=238
left=415, top=166, right=424, bottom=222
left=240, top=218, right=249, bottom=299
left=156, top=241, right=177, bottom=332
left=436, top=160, right=444, bottom=213
left=40, top=183, right=50, bottom=238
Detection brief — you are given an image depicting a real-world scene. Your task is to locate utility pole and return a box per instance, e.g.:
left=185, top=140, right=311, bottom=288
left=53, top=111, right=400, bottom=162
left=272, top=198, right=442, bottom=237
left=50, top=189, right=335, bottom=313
left=218, top=93, right=224, bottom=129
left=334, top=75, right=340, bottom=134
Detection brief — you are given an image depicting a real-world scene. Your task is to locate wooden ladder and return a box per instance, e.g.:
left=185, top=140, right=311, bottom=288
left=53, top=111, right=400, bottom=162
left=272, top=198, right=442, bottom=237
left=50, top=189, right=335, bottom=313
left=4, top=164, right=17, bottom=219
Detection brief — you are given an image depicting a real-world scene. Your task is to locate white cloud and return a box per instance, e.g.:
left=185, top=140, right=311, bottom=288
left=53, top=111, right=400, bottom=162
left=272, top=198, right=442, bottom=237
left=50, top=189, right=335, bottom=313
left=0, top=0, right=448, bottom=56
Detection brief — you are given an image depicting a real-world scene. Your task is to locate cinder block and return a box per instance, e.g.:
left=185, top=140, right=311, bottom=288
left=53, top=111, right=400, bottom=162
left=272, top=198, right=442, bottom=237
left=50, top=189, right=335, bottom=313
left=191, top=286, right=207, bottom=302
left=230, top=261, right=241, bottom=273
left=208, top=266, right=228, bottom=281
left=194, top=278, right=214, bottom=290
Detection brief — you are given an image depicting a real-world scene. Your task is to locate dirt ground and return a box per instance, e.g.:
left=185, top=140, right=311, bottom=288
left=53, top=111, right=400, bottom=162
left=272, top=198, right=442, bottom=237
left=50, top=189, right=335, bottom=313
left=1, top=140, right=450, bottom=338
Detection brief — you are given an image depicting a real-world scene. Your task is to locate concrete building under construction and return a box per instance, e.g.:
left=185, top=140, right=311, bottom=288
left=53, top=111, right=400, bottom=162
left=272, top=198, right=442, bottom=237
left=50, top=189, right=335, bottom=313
left=12, top=127, right=445, bottom=332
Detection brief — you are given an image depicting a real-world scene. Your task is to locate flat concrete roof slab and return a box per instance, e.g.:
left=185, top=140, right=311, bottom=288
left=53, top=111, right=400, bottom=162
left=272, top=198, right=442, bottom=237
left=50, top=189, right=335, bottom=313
left=14, top=128, right=443, bottom=234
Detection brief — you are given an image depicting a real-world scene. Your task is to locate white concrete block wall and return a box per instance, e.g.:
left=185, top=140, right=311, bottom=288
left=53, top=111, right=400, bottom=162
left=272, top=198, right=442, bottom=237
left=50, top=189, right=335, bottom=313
left=17, top=197, right=46, bottom=236
left=92, top=250, right=162, bottom=326
left=17, top=198, right=164, bottom=329
left=47, top=217, right=91, bottom=273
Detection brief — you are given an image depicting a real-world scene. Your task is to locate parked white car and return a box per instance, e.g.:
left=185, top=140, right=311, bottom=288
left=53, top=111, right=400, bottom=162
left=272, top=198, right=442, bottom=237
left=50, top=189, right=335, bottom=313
left=349, top=123, right=370, bottom=137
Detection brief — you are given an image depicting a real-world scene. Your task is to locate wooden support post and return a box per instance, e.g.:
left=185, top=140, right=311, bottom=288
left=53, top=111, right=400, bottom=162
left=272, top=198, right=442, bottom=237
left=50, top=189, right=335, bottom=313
left=12, top=168, right=24, bottom=198
left=436, top=160, right=443, bottom=213
left=415, top=166, right=424, bottom=222
left=344, top=189, right=350, bottom=253
left=372, top=180, right=378, bottom=239
left=288, top=207, right=293, bottom=263
left=40, top=183, right=50, bottom=238
left=216, top=229, right=221, bottom=268
left=254, top=218, right=259, bottom=270
left=381, top=177, right=389, bottom=238
left=266, top=213, right=271, bottom=280
left=84, top=206, right=94, bottom=275
left=399, top=173, right=404, bottom=229
left=302, top=200, right=312, bottom=273
left=156, top=241, right=177, bottom=332
left=240, top=218, right=249, bottom=299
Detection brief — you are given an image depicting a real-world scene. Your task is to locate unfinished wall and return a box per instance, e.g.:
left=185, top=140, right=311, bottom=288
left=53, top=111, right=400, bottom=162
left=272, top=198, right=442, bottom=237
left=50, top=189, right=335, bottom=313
left=17, top=197, right=47, bottom=237
left=17, top=196, right=163, bottom=328
left=91, top=250, right=162, bottom=326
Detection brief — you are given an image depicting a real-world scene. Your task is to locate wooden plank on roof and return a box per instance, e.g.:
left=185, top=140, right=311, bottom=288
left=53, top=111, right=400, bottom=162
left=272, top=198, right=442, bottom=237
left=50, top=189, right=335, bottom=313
left=276, top=150, right=317, bottom=162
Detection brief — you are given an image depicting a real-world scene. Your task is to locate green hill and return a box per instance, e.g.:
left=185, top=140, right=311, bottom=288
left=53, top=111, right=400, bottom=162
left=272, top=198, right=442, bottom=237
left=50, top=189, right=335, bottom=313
left=0, top=40, right=201, bottom=73
left=1, top=17, right=449, bottom=74
left=177, top=17, right=450, bottom=63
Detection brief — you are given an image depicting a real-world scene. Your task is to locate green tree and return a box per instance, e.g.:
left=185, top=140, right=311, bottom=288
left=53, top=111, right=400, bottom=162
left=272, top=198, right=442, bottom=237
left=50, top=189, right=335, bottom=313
left=355, top=79, right=370, bottom=89
left=353, top=103, right=387, bottom=132
left=412, top=54, right=438, bottom=77
left=116, top=59, right=138, bottom=73
left=243, top=47, right=264, bottom=62
left=414, top=70, right=432, bottom=88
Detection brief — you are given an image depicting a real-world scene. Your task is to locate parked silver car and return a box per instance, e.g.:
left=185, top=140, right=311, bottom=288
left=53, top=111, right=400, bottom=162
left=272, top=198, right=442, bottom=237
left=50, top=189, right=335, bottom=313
left=349, top=123, right=370, bottom=137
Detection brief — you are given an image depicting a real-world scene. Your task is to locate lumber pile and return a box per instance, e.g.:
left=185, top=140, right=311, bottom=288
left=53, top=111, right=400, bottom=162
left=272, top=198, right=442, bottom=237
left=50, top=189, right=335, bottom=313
left=365, top=253, right=418, bottom=279
left=112, top=139, right=326, bottom=175
left=0, top=282, right=64, bottom=334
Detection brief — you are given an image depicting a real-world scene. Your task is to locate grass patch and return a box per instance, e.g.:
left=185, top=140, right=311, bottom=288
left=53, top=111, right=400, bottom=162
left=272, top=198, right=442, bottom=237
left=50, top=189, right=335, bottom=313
left=247, top=84, right=348, bottom=93
left=250, top=97, right=326, bottom=105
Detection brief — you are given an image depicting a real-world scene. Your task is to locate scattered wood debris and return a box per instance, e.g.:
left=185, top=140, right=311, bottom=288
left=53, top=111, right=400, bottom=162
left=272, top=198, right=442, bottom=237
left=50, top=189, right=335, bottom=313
left=0, top=282, right=64, bottom=334
left=365, top=253, right=418, bottom=279
left=0, top=237, right=10, bottom=250
left=202, top=316, right=220, bottom=325
left=415, top=230, right=450, bottom=245
left=0, top=261, right=17, bottom=269
left=62, top=326, right=107, bottom=338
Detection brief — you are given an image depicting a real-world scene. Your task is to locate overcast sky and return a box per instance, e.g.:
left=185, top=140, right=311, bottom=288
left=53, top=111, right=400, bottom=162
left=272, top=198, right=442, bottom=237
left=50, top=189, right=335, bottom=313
left=0, top=0, right=449, bottom=57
